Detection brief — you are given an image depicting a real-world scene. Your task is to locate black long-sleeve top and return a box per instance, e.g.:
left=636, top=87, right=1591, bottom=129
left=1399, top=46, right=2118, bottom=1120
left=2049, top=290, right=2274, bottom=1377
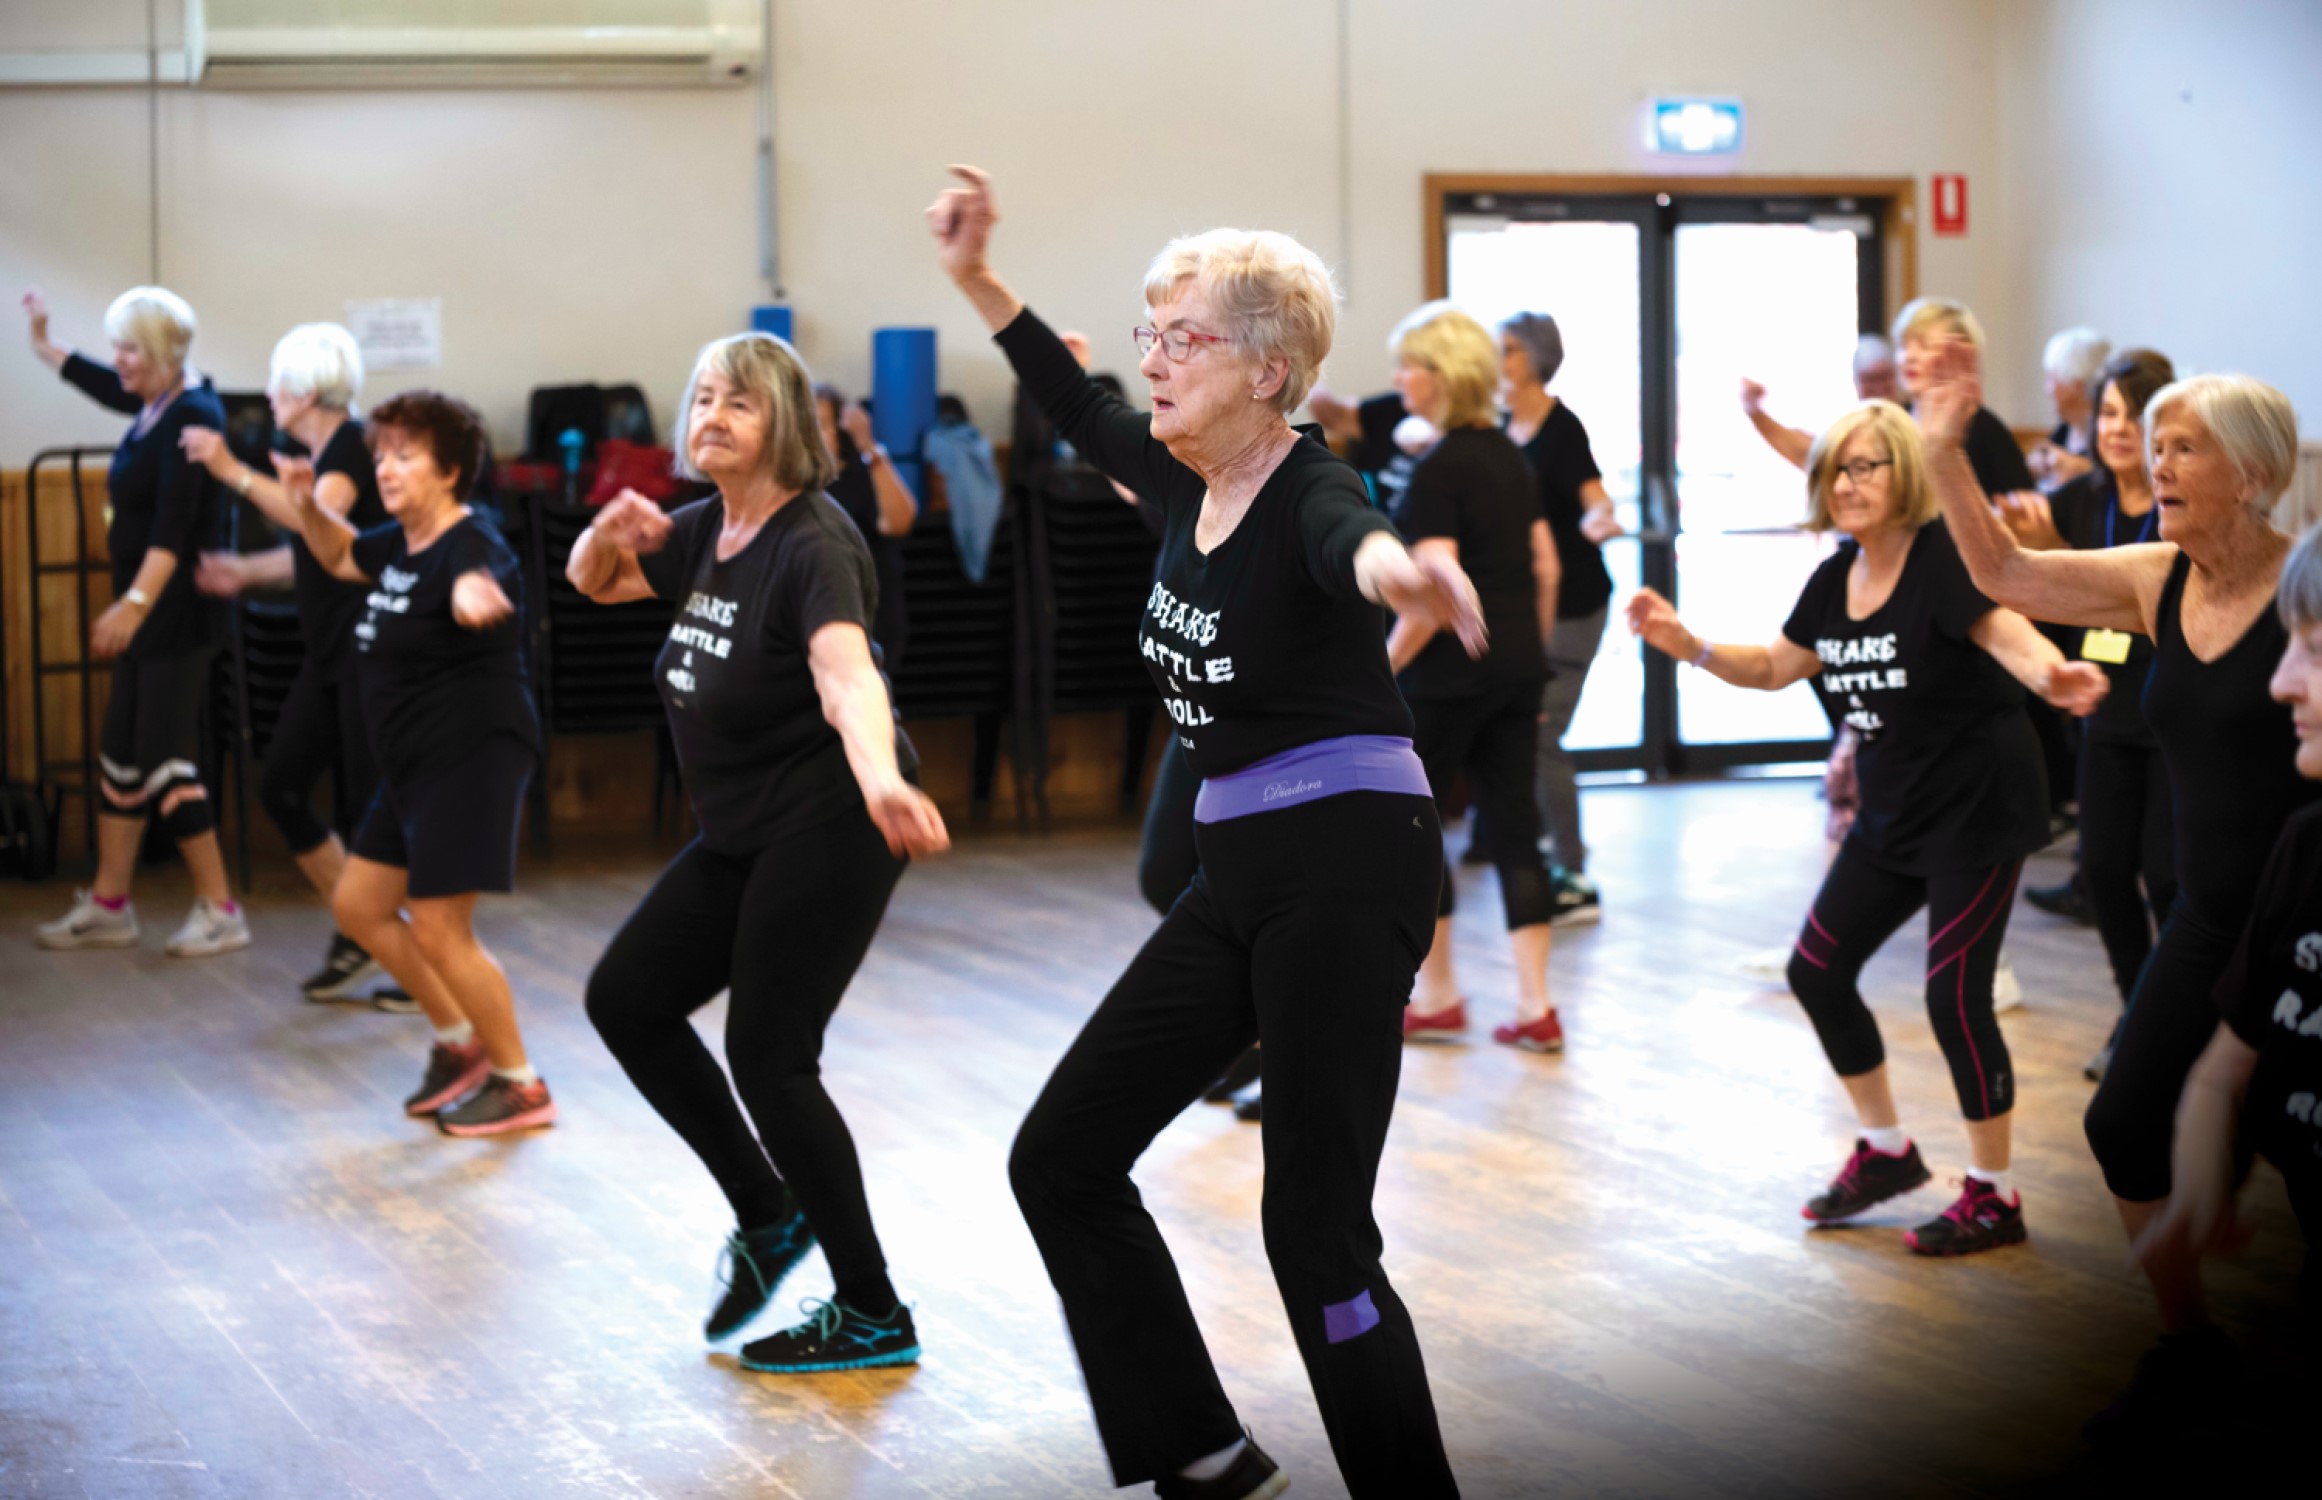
left=994, top=308, right=1410, bottom=777
left=61, top=354, right=228, bottom=660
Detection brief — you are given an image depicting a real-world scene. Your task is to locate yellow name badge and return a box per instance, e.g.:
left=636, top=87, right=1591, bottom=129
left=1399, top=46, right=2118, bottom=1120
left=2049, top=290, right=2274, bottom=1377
left=2081, top=628, right=2134, bottom=665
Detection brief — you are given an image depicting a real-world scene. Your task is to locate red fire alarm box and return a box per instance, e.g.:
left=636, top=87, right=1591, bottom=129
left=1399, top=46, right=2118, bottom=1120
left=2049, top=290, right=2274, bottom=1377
left=1932, top=174, right=1969, bottom=237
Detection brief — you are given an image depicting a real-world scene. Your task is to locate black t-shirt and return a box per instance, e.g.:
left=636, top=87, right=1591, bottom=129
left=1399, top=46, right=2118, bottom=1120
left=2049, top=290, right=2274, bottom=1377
left=825, top=441, right=910, bottom=664
left=638, top=493, right=917, bottom=855
left=1513, top=401, right=1614, bottom=619
left=349, top=514, right=542, bottom=789
left=996, top=308, right=1410, bottom=778
left=1354, top=393, right=1420, bottom=512
left=1780, top=519, right=2048, bottom=875
left=297, top=420, right=391, bottom=669
left=62, top=355, right=228, bottom=660
left=1391, top=426, right=1548, bottom=699
left=2215, top=804, right=2322, bottom=1210
left=1961, top=405, right=2037, bottom=497
left=2050, top=470, right=2158, bottom=745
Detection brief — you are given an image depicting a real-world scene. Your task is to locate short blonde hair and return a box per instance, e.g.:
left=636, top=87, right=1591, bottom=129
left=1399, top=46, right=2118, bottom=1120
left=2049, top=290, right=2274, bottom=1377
left=268, top=323, right=364, bottom=411
left=2146, top=373, right=2301, bottom=510
left=674, top=332, right=836, bottom=493
left=1390, top=301, right=1500, bottom=429
left=1142, top=228, right=1337, bottom=414
left=1804, top=400, right=1937, bottom=534
left=1891, top=296, right=1986, bottom=352
left=103, top=286, right=196, bottom=375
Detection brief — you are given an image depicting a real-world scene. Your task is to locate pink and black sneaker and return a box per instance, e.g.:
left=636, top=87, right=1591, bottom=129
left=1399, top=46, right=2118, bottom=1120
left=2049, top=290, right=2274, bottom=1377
left=1905, top=1176, right=2028, bottom=1256
left=1802, top=1138, right=1932, bottom=1222
left=405, top=1040, right=490, bottom=1118
left=438, top=1075, right=557, bottom=1137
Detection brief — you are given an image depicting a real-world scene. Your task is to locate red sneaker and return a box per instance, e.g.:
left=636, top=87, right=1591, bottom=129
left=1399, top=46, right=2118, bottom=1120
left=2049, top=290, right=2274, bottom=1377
left=438, top=1075, right=557, bottom=1137
left=1492, top=1010, right=1565, bottom=1053
left=405, top=1040, right=490, bottom=1117
left=1402, top=999, right=1468, bottom=1042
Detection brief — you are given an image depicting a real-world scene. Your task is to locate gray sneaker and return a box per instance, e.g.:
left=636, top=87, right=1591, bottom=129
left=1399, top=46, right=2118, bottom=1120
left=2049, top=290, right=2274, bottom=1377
left=164, top=899, right=251, bottom=958
left=37, top=889, right=139, bottom=949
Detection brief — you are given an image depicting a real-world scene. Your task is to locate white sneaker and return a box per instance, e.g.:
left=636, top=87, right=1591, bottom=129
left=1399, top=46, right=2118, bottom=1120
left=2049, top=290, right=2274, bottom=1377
left=1739, top=945, right=1792, bottom=981
left=36, top=889, right=140, bottom=949
left=1993, top=957, right=2024, bottom=1014
left=164, top=899, right=251, bottom=958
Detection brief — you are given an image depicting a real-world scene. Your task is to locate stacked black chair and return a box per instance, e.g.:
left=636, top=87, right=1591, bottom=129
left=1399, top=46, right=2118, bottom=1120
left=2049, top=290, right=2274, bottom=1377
left=887, top=499, right=1034, bottom=825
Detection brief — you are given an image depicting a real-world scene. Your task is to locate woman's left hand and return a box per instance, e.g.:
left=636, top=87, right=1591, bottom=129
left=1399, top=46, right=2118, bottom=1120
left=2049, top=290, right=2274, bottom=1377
left=90, top=598, right=142, bottom=660
left=2043, top=659, right=2110, bottom=716
left=451, top=570, right=516, bottom=631
left=864, top=778, right=951, bottom=859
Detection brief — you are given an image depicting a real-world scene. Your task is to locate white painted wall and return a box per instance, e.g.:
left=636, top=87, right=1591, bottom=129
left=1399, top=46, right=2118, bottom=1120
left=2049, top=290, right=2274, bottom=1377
left=1, top=0, right=2046, bottom=464
left=1995, top=0, right=2322, bottom=426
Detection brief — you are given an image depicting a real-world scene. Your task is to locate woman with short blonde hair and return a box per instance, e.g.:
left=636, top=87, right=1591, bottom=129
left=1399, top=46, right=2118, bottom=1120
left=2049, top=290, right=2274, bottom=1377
left=1628, top=398, right=2104, bottom=1258
left=931, top=165, right=1478, bottom=1498
left=1916, top=341, right=2322, bottom=1441
left=1892, top=296, right=2037, bottom=502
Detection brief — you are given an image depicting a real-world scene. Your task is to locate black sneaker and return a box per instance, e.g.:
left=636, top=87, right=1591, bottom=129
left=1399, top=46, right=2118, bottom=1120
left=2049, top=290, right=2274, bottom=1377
left=1905, top=1177, right=2028, bottom=1256
left=739, top=1298, right=919, bottom=1374
left=705, top=1212, right=817, bottom=1342
left=2026, top=877, right=2097, bottom=927
left=1230, top=1079, right=1262, bottom=1124
left=1550, top=872, right=1601, bottom=928
left=1155, top=1434, right=1289, bottom=1500
left=372, top=988, right=419, bottom=1015
left=1203, top=1045, right=1263, bottom=1105
left=1802, top=1139, right=1932, bottom=1222
left=2083, top=1326, right=2240, bottom=1452
left=303, top=932, right=384, bottom=1002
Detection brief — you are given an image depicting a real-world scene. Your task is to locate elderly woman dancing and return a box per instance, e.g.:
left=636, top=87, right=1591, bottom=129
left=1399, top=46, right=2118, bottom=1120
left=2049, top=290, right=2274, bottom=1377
left=930, top=167, right=1474, bottom=1499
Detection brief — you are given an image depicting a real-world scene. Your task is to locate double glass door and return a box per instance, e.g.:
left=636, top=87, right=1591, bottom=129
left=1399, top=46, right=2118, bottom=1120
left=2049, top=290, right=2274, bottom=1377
left=1441, top=187, right=1894, bottom=773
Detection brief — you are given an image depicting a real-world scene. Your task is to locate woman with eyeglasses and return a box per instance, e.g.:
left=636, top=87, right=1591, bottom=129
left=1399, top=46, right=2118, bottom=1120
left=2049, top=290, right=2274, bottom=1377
left=1627, top=401, right=2105, bottom=1257
left=931, top=166, right=1476, bottom=1500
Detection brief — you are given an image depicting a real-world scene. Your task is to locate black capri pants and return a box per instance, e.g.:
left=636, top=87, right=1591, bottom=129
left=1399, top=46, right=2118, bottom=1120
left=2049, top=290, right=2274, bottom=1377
left=1409, top=681, right=1556, bottom=930
left=1786, top=841, right=2023, bottom=1122
left=2076, top=732, right=2177, bottom=1008
left=585, top=809, right=906, bottom=1309
left=260, top=653, right=378, bottom=855
left=99, top=648, right=218, bottom=836
left=1010, top=789, right=1459, bottom=1496
left=2085, top=904, right=2242, bottom=1202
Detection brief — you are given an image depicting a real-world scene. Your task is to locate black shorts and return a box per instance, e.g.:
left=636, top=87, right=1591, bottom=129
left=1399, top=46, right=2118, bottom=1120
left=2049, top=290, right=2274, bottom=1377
left=99, top=649, right=217, bottom=815
left=350, top=735, right=534, bottom=899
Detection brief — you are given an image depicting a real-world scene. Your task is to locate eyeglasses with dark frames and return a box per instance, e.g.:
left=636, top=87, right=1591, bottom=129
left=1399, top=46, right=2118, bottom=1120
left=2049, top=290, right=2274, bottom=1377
left=1834, top=458, right=1895, bottom=483
left=1133, top=325, right=1231, bottom=361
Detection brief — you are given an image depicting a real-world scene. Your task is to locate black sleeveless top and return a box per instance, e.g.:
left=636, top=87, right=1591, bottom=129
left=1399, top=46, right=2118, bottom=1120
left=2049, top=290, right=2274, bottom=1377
left=2140, top=551, right=2320, bottom=926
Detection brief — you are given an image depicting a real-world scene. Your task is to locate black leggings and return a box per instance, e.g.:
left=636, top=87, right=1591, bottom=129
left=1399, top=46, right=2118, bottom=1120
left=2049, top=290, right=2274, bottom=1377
left=1138, top=732, right=1201, bottom=916
left=584, top=811, right=906, bottom=1310
left=1409, top=683, right=1555, bottom=929
left=1010, top=790, right=1458, bottom=1495
left=2085, top=904, right=2241, bottom=1202
left=260, top=653, right=377, bottom=856
left=2076, top=733, right=2177, bottom=1007
left=1786, top=842, right=2022, bottom=1122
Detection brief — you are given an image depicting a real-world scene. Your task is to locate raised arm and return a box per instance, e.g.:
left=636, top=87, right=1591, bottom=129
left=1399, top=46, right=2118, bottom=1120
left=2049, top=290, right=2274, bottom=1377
left=567, top=491, right=669, bottom=604
left=269, top=456, right=367, bottom=583
left=23, top=289, right=71, bottom=378
left=1967, top=606, right=2109, bottom=715
left=180, top=427, right=363, bottom=536
left=1624, top=586, right=1822, bottom=692
left=1740, top=378, right=1813, bottom=471
left=808, top=621, right=950, bottom=858
left=1918, top=337, right=2166, bottom=634
left=929, top=165, right=1186, bottom=502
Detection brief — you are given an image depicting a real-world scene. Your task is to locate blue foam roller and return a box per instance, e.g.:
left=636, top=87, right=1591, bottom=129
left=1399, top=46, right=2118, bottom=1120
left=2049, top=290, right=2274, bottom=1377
left=872, top=326, right=938, bottom=472
left=750, top=304, right=793, bottom=341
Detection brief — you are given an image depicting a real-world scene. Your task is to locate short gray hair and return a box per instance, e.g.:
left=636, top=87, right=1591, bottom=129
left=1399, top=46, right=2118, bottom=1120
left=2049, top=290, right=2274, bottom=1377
left=2146, top=373, right=2301, bottom=511
left=1499, top=312, right=1564, bottom=385
left=2280, top=521, right=2322, bottom=631
left=1142, top=228, right=1338, bottom=414
left=675, top=332, right=836, bottom=493
left=1852, top=334, right=1894, bottom=374
left=268, top=323, right=364, bottom=411
left=2043, top=327, right=2112, bottom=385
left=103, top=286, right=196, bottom=374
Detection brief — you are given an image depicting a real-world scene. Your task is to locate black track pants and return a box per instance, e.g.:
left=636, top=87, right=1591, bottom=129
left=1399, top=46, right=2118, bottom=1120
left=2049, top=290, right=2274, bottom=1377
left=259, top=654, right=377, bottom=855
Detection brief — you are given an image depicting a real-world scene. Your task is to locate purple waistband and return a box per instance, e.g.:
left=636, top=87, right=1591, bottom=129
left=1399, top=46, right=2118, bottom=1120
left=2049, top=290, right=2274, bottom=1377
left=1193, top=735, right=1431, bottom=824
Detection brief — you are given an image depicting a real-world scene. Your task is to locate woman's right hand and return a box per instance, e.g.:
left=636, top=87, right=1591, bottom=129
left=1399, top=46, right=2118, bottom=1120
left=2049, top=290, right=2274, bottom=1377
left=926, top=165, right=999, bottom=285
left=594, top=490, right=674, bottom=555
left=23, top=288, right=51, bottom=348
left=270, top=454, right=318, bottom=511
left=179, top=426, right=232, bottom=478
left=1624, top=587, right=1700, bottom=661
left=864, top=776, right=951, bottom=859
left=1913, top=335, right=1982, bottom=452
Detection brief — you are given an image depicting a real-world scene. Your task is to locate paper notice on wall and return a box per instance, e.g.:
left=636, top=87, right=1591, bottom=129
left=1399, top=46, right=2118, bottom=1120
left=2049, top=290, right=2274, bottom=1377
left=345, top=298, right=442, bottom=370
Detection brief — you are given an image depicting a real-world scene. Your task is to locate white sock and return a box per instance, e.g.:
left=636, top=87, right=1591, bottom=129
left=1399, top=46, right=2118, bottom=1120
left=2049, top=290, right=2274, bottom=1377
left=1864, top=1126, right=1910, bottom=1156
left=1966, top=1165, right=2016, bottom=1199
left=1180, top=1438, right=1246, bottom=1481
left=493, top=1063, right=540, bottom=1087
left=434, top=1021, right=476, bottom=1047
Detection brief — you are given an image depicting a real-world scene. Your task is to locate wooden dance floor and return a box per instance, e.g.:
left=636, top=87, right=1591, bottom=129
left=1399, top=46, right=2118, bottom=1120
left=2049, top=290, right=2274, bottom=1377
left=0, top=779, right=2302, bottom=1498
